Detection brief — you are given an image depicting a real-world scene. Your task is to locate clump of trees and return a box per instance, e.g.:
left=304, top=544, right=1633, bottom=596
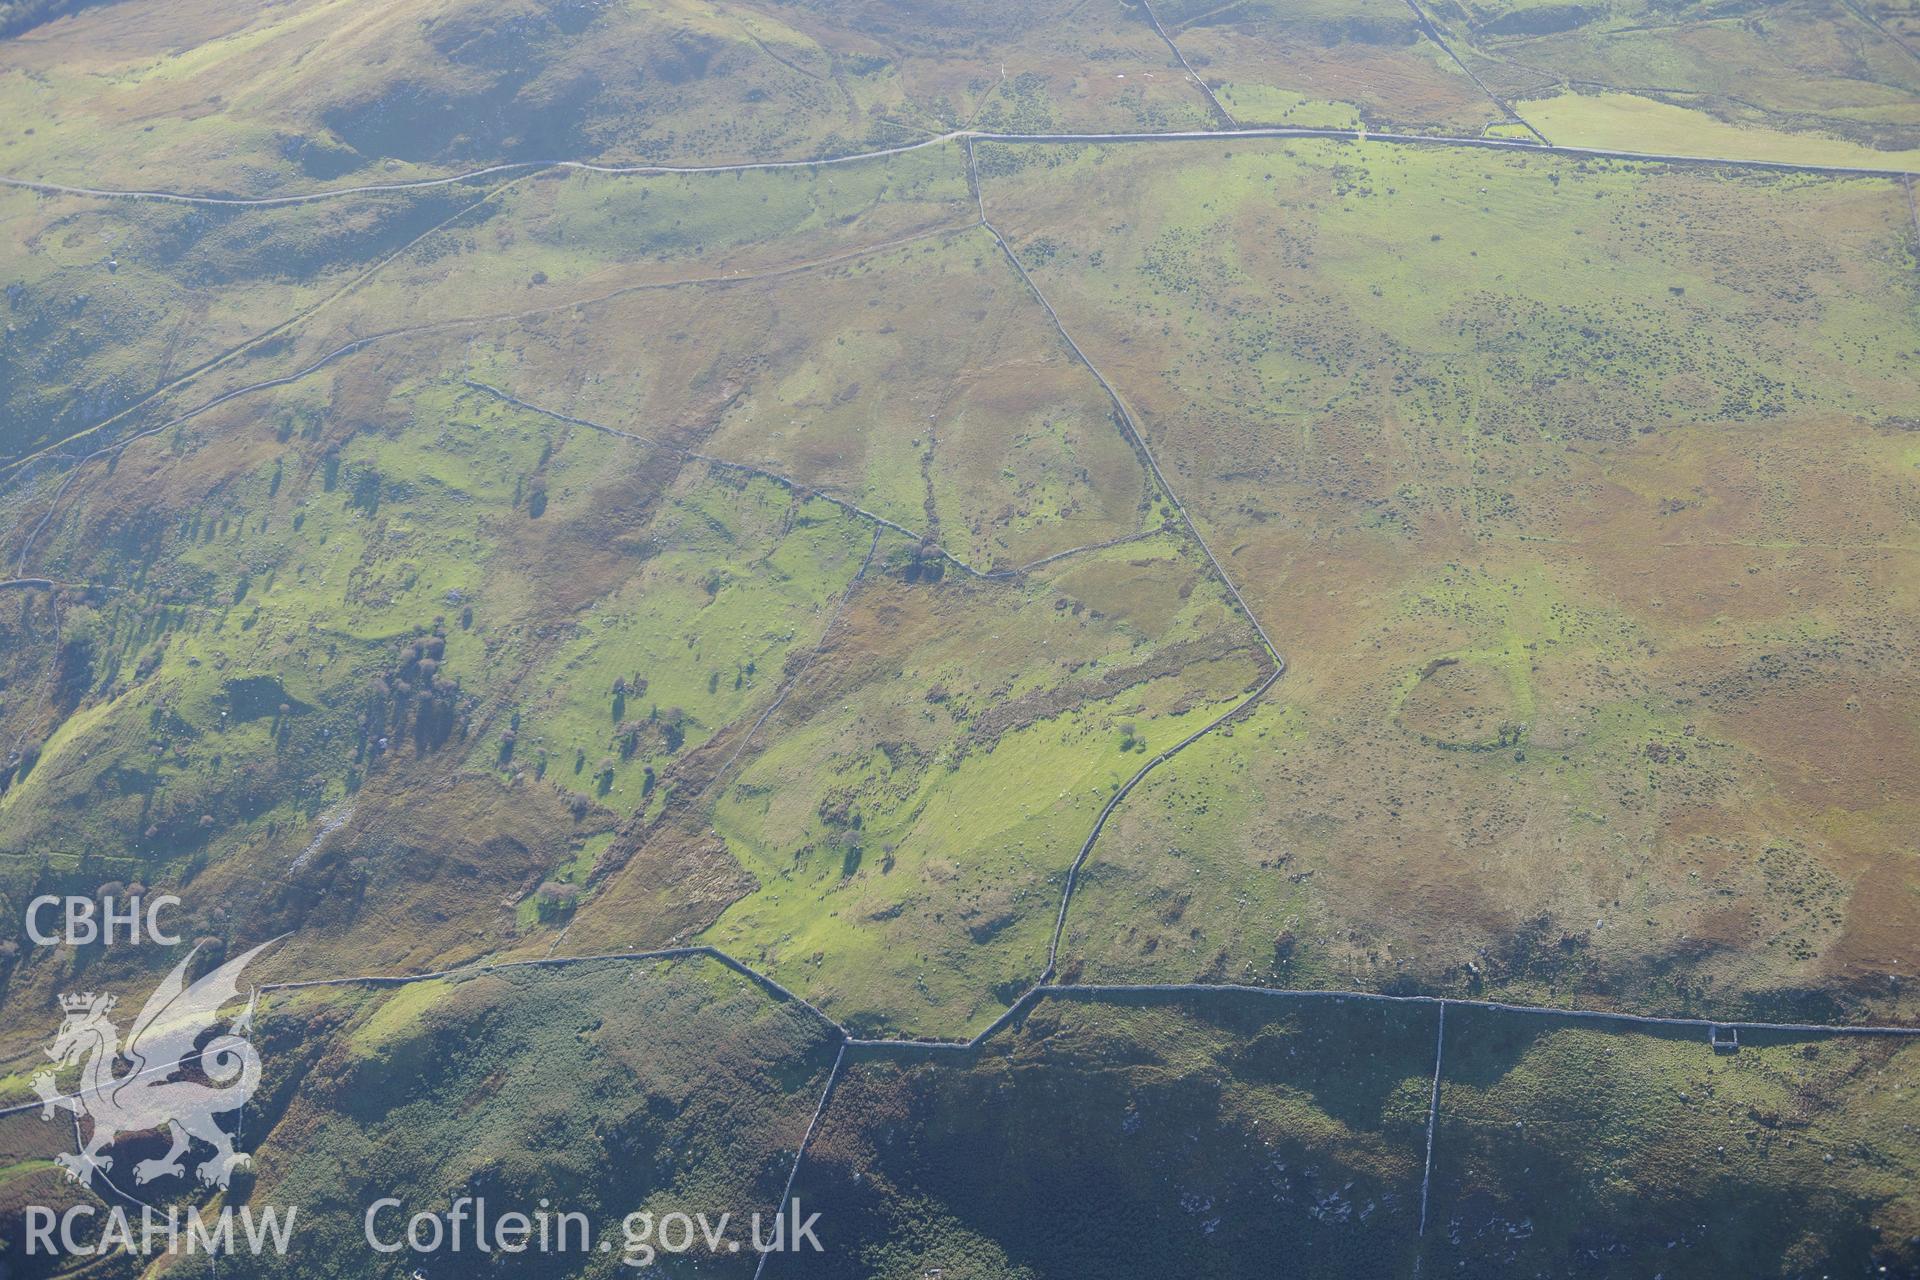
left=581, top=701, right=687, bottom=801
left=533, top=881, right=579, bottom=921
left=362, top=618, right=463, bottom=758
left=901, top=544, right=946, bottom=583
left=610, top=675, right=649, bottom=722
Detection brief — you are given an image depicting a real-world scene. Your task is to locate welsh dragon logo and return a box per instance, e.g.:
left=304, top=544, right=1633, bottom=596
left=33, top=939, right=275, bottom=1189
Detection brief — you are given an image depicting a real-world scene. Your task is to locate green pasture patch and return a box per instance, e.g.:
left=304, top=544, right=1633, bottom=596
left=1216, top=82, right=1366, bottom=131
left=1054, top=696, right=1334, bottom=988
left=703, top=535, right=1270, bottom=1037
left=1515, top=90, right=1920, bottom=170
left=504, top=477, right=873, bottom=816
left=345, top=976, right=451, bottom=1055
left=0, top=349, right=656, bottom=870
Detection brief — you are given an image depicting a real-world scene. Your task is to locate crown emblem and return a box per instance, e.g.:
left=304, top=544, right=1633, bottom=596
left=37, top=940, right=278, bottom=1191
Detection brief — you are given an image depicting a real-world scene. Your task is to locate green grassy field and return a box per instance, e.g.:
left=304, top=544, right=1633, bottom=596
left=1516, top=89, right=1920, bottom=169
left=701, top=528, right=1267, bottom=1036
